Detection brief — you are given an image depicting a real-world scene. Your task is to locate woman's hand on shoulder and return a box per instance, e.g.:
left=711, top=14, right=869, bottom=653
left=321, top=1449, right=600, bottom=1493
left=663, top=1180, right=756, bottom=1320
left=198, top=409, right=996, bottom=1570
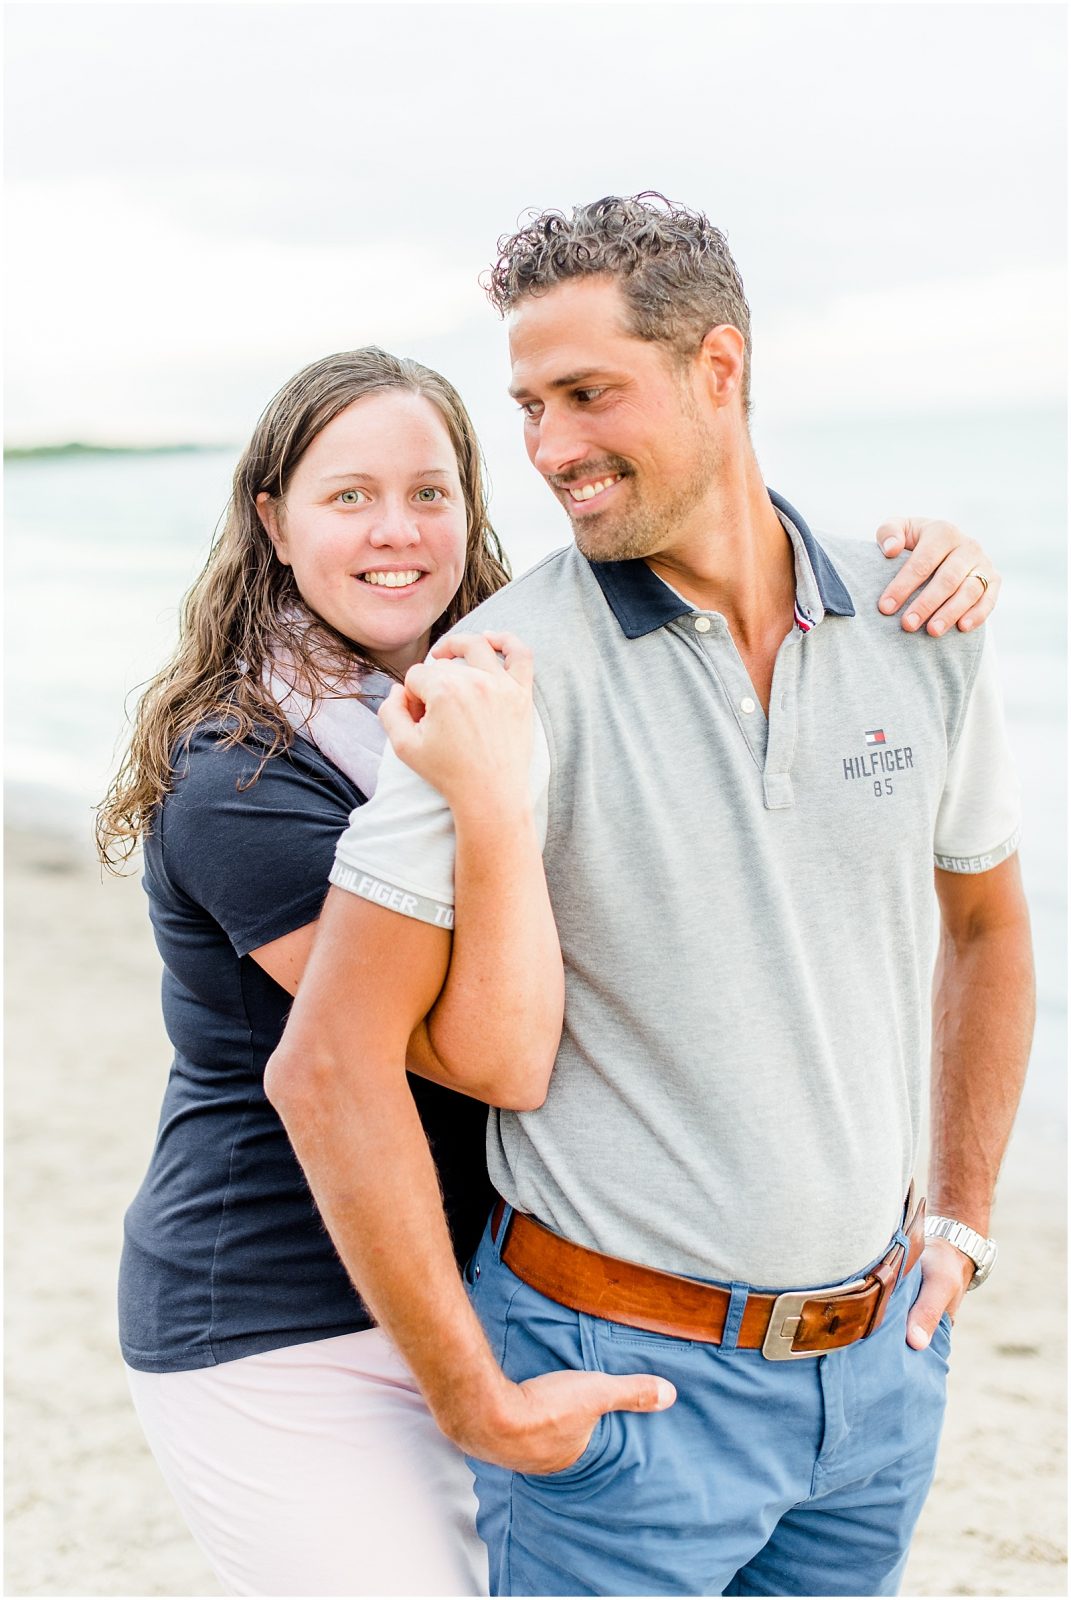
left=379, top=631, right=534, bottom=818
left=874, top=518, right=1000, bottom=635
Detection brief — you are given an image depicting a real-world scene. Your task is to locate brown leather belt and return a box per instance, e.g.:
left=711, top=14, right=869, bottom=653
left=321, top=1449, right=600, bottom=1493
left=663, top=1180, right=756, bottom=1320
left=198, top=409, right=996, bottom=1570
left=491, top=1188, right=925, bottom=1361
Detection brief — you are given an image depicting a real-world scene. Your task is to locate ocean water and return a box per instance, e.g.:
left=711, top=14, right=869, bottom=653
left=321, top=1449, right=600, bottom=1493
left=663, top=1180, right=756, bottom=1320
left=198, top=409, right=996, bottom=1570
left=5, top=407, right=1065, bottom=1127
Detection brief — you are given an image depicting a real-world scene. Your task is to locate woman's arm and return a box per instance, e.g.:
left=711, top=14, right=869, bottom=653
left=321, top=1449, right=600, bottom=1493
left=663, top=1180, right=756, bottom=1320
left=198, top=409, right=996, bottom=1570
left=252, top=922, right=319, bottom=993
left=379, top=631, right=563, bottom=1111
left=252, top=630, right=563, bottom=1111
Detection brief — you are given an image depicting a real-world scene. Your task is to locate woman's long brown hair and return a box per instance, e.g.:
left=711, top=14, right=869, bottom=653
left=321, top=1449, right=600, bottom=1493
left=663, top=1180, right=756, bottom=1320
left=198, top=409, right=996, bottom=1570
left=96, top=348, right=510, bottom=869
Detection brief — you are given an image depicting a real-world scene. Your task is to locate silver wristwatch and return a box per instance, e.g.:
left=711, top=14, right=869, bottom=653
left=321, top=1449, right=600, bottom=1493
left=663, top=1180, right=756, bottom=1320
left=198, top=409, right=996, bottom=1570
left=924, top=1214, right=998, bottom=1290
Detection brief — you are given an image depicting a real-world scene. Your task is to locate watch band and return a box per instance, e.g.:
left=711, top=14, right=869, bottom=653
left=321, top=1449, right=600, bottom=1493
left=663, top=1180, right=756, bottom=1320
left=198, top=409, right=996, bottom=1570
left=924, top=1214, right=998, bottom=1289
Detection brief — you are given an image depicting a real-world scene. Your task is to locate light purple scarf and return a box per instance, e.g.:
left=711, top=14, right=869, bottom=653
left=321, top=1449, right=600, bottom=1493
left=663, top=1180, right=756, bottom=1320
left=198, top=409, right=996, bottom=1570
left=263, top=625, right=394, bottom=799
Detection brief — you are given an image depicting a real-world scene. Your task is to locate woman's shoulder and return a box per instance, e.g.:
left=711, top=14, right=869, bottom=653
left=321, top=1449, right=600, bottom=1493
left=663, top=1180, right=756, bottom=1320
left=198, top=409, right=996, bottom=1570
left=173, top=717, right=352, bottom=779
left=170, top=717, right=277, bottom=777
left=146, top=719, right=365, bottom=900
left=160, top=720, right=364, bottom=825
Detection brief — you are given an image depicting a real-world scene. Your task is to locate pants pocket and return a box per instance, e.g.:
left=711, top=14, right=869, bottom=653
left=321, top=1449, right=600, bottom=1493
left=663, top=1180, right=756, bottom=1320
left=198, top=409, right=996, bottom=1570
left=521, top=1408, right=612, bottom=1487
left=492, top=1289, right=613, bottom=1485
left=928, top=1309, right=953, bottom=1364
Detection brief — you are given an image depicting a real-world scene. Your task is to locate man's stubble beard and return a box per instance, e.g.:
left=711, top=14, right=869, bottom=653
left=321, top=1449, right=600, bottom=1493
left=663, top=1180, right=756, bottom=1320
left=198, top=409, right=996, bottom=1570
left=567, top=425, right=722, bottom=565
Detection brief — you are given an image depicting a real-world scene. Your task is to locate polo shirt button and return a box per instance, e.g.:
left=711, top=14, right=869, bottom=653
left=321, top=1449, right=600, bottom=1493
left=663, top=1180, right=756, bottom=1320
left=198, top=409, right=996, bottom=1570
left=693, top=615, right=712, bottom=633
left=740, top=697, right=756, bottom=714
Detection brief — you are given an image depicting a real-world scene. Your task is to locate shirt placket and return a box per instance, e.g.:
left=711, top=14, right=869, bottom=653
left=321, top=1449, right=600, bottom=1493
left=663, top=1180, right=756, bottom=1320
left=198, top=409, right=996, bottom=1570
left=686, top=612, right=803, bottom=811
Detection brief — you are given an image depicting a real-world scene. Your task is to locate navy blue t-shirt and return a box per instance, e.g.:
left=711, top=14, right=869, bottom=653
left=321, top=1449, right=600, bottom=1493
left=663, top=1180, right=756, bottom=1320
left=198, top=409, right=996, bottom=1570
left=119, top=725, right=493, bottom=1372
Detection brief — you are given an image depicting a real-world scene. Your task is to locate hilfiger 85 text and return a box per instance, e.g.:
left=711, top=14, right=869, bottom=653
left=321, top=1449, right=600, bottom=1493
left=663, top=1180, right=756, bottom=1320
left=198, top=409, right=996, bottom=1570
left=843, top=747, right=914, bottom=781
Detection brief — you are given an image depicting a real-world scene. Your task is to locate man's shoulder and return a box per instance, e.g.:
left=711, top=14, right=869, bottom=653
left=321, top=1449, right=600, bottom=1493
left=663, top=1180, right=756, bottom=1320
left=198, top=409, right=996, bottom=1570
left=817, top=530, right=898, bottom=599
left=453, top=543, right=592, bottom=637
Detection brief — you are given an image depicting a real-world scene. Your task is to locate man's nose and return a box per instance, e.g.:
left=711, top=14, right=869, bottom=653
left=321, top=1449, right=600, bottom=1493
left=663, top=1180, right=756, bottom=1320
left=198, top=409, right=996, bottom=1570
left=530, top=408, right=588, bottom=479
left=367, top=499, right=421, bottom=547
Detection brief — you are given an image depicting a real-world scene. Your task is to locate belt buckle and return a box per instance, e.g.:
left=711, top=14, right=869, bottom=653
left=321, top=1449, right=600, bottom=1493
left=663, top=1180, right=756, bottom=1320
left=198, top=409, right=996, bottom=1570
left=761, top=1277, right=868, bottom=1361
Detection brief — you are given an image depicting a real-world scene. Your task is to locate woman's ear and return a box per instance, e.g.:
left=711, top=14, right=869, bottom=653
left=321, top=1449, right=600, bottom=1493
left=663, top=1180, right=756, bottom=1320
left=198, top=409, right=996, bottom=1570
left=256, top=492, right=290, bottom=565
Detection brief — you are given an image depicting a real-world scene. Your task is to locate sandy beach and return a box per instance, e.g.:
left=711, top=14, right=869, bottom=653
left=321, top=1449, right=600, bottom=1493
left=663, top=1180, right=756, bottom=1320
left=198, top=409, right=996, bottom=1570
left=4, top=822, right=1066, bottom=1598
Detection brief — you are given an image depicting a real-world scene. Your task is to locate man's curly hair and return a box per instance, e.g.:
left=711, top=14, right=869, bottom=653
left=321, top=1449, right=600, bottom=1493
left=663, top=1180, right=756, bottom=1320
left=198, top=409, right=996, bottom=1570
left=484, top=192, right=752, bottom=413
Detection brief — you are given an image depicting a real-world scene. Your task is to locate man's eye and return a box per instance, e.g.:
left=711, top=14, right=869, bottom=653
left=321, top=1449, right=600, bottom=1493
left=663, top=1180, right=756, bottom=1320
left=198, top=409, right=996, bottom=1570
left=575, top=388, right=603, bottom=404
left=415, top=486, right=445, bottom=503
left=518, top=401, right=543, bottom=420
left=338, top=489, right=366, bottom=505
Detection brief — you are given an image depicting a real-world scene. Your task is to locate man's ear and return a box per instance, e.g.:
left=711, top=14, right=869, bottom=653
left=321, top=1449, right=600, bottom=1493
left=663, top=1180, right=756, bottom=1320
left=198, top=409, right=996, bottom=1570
left=697, top=324, right=746, bottom=412
left=256, top=491, right=290, bottom=564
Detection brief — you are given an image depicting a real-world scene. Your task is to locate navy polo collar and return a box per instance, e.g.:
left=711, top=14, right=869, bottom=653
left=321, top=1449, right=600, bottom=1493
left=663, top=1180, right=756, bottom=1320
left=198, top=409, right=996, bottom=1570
left=587, top=487, right=855, bottom=639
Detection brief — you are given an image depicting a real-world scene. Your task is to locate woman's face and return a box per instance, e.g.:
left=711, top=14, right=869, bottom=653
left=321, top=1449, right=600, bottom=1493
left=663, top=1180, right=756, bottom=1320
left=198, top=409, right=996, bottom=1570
left=257, top=390, right=469, bottom=674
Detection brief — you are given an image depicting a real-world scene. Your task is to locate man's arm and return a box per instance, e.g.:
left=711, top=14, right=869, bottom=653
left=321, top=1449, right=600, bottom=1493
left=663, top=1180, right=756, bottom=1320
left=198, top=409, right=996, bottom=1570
left=907, top=855, right=1035, bottom=1347
left=252, top=795, right=561, bottom=1111
left=264, top=887, right=674, bottom=1469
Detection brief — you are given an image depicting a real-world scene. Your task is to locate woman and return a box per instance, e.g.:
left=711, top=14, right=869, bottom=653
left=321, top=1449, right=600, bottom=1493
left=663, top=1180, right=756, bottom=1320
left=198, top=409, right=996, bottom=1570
left=99, top=348, right=561, bottom=1598
left=98, top=346, right=996, bottom=1598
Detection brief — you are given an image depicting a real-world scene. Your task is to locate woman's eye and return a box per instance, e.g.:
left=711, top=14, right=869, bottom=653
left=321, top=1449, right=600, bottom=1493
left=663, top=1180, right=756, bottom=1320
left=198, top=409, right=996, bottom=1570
left=415, top=486, right=444, bottom=503
left=338, top=489, right=366, bottom=504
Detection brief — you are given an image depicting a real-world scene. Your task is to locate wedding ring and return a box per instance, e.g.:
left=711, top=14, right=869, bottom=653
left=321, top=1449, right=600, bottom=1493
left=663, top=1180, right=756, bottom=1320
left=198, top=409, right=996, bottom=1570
left=966, top=567, right=989, bottom=596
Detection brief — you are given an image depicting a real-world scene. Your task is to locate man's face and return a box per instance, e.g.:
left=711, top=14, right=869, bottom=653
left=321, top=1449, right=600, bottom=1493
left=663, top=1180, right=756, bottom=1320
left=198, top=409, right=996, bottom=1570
left=508, top=277, right=721, bottom=563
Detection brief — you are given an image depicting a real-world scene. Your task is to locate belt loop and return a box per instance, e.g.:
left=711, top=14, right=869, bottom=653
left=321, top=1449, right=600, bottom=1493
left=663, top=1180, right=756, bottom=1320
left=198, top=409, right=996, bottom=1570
left=489, top=1199, right=513, bottom=1261
left=891, top=1230, right=911, bottom=1289
left=719, top=1283, right=749, bottom=1353
left=891, top=1183, right=916, bottom=1287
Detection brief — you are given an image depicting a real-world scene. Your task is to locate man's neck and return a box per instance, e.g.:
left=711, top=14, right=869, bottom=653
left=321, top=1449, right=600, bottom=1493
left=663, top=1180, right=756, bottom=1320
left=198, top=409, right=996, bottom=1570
left=644, top=452, right=796, bottom=653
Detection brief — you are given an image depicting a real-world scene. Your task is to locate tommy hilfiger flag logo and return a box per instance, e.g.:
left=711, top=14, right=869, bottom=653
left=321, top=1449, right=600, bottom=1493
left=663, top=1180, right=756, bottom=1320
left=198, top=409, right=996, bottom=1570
left=864, top=729, right=887, bottom=746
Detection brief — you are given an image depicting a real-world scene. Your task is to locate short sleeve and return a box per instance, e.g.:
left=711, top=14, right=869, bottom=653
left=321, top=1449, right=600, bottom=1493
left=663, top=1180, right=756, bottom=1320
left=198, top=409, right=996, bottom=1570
left=331, top=715, right=552, bottom=927
left=155, top=732, right=365, bottom=955
left=933, top=634, right=1021, bottom=874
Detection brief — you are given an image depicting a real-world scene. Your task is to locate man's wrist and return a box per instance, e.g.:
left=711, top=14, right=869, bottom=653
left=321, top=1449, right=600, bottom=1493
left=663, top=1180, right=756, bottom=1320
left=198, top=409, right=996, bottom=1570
left=925, top=1214, right=998, bottom=1289
left=428, top=1360, right=519, bottom=1454
left=927, top=1189, right=991, bottom=1237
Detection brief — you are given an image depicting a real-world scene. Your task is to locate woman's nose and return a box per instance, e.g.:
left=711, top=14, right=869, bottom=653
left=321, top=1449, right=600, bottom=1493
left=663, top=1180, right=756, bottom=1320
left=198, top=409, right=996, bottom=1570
left=367, top=501, right=421, bottom=548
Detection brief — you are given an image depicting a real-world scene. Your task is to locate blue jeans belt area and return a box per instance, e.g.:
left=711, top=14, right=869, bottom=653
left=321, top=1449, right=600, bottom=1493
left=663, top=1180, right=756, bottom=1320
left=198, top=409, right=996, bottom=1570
left=490, top=1187, right=925, bottom=1362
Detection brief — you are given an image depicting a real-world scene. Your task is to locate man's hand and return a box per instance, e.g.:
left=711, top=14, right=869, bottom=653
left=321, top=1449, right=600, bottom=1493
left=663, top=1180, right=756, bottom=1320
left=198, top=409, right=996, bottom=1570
left=906, top=1238, right=976, bottom=1349
left=875, top=519, right=1000, bottom=635
left=446, top=1366, right=677, bottom=1474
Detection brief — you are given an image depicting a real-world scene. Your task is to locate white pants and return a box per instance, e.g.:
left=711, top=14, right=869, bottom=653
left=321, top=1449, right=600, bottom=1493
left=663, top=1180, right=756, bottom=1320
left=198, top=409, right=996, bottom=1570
left=126, top=1328, right=489, bottom=1597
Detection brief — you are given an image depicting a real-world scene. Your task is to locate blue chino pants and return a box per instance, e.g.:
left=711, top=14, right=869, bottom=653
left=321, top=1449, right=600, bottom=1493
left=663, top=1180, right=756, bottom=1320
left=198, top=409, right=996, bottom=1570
left=464, top=1208, right=950, bottom=1597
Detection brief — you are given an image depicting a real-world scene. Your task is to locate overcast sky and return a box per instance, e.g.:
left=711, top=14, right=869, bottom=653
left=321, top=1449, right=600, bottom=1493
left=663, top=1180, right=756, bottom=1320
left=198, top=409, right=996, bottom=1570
left=5, top=2, right=1066, bottom=446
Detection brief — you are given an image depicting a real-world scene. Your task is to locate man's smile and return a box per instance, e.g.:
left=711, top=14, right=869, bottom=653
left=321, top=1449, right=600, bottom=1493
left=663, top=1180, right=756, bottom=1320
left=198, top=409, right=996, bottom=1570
left=566, top=474, right=623, bottom=505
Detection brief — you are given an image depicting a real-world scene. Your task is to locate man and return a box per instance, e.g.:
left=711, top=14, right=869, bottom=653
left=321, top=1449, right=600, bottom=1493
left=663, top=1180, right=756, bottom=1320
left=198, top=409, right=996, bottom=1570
left=268, top=195, right=1033, bottom=1595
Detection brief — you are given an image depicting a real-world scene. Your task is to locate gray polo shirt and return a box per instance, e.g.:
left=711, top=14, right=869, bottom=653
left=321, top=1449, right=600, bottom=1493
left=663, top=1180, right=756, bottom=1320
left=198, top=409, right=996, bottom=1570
left=331, top=491, right=1020, bottom=1289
